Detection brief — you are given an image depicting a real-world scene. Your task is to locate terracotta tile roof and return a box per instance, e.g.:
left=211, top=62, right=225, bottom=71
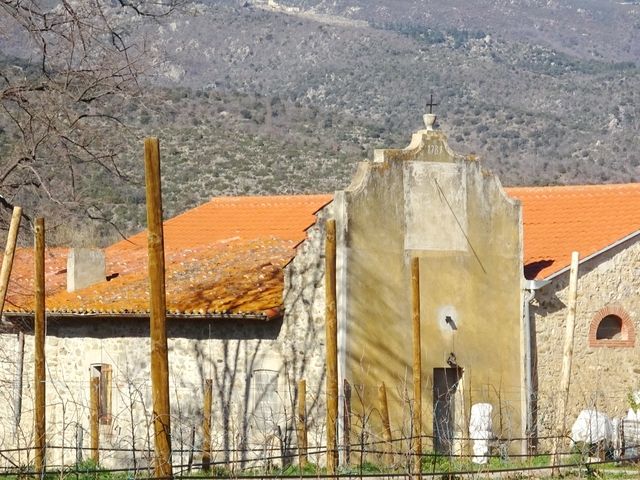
left=506, top=184, right=640, bottom=280
left=2, top=185, right=639, bottom=316
left=44, top=238, right=293, bottom=317
left=2, top=247, right=69, bottom=313
left=109, top=194, right=333, bottom=253
left=2, top=195, right=332, bottom=318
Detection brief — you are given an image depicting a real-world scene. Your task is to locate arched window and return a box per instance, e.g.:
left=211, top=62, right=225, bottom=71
left=596, top=315, right=623, bottom=340
left=589, top=306, right=635, bottom=348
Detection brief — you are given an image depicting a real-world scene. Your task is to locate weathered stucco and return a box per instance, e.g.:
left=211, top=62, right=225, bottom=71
left=341, top=128, right=525, bottom=455
left=285, top=126, right=525, bottom=458
left=532, top=239, right=640, bottom=447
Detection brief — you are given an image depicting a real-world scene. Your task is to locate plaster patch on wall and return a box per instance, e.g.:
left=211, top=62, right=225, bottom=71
left=403, top=162, right=468, bottom=252
left=255, top=353, right=283, bottom=372
left=437, top=305, right=460, bottom=333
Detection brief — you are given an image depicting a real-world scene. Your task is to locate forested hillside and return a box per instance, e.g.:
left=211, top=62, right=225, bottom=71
left=1, top=0, right=639, bottom=244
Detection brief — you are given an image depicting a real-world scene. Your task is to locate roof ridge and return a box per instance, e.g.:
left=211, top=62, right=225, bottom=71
left=506, top=183, right=640, bottom=193
left=209, top=193, right=333, bottom=203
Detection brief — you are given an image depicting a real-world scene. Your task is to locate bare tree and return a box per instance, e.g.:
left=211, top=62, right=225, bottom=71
left=0, top=0, right=181, bottom=240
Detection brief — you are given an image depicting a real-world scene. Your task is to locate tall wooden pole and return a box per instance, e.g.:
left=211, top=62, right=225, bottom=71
left=296, top=379, right=308, bottom=468
left=144, top=137, right=173, bottom=479
left=411, top=257, right=422, bottom=476
left=325, top=219, right=338, bottom=473
left=2, top=207, right=24, bottom=441
left=0, top=206, right=22, bottom=316
left=90, top=375, right=100, bottom=463
left=551, top=251, right=580, bottom=474
left=34, top=217, right=46, bottom=473
left=202, top=379, right=212, bottom=472
left=378, top=382, right=393, bottom=465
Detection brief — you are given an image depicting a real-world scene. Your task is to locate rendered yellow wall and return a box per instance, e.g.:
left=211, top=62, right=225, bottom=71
left=341, top=129, right=524, bottom=454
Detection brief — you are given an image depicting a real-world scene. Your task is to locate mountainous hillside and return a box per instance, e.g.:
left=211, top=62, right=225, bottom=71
left=238, top=0, right=640, bottom=63
left=148, top=0, right=640, bottom=186
left=1, top=0, right=639, bottom=245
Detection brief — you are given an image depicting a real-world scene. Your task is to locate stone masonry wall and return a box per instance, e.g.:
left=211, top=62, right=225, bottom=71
left=532, top=239, right=640, bottom=447
left=0, top=291, right=328, bottom=471
left=282, top=203, right=332, bottom=456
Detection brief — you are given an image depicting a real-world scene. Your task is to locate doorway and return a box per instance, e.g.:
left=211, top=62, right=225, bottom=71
left=433, top=367, right=463, bottom=454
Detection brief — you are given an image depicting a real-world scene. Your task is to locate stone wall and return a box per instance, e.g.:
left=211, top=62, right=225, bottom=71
left=0, top=299, right=328, bottom=470
left=532, top=238, right=640, bottom=446
left=282, top=202, right=333, bottom=456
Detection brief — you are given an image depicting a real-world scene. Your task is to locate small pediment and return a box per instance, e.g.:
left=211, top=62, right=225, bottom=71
left=373, top=114, right=475, bottom=164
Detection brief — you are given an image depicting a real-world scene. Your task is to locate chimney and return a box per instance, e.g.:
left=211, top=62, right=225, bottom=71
left=67, top=248, right=106, bottom=292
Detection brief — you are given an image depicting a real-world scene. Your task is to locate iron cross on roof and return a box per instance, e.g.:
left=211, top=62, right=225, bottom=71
left=426, top=94, right=438, bottom=114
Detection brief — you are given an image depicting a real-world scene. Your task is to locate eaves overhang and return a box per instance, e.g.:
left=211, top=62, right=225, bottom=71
left=524, top=278, right=551, bottom=290
left=2, top=310, right=279, bottom=322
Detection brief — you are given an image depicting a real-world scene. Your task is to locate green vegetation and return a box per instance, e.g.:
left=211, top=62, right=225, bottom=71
left=3, top=455, right=640, bottom=480
left=373, top=22, right=447, bottom=45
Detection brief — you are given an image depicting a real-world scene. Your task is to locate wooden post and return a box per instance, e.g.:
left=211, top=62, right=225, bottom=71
left=411, top=257, right=422, bottom=476
left=343, top=379, right=352, bottom=465
left=34, top=217, right=46, bottom=473
left=325, top=219, right=338, bottom=473
left=551, top=251, right=580, bottom=474
left=0, top=206, right=22, bottom=316
left=90, top=375, right=100, bottom=463
left=187, top=426, right=196, bottom=473
left=296, top=379, right=308, bottom=468
left=76, top=423, right=83, bottom=464
left=378, top=382, right=393, bottom=465
left=3, top=208, right=23, bottom=439
left=144, top=137, right=173, bottom=479
left=13, top=331, right=24, bottom=436
left=202, top=379, right=212, bottom=472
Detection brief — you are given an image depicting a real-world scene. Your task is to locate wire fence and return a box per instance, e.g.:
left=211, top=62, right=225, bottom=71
left=0, top=434, right=639, bottom=478
left=0, top=404, right=640, bottom=478
left=0, top=371, right=639, bottom=479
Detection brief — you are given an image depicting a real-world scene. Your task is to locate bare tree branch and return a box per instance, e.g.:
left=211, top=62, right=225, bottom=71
left=0, top=0, right=183, bottom=243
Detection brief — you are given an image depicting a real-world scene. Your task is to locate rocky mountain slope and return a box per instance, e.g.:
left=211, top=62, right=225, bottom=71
left=1, top=0, right=639, bottom=244
left=237, top=0, right=640, bottom=63
left=147, top=0, right=640, bottom=186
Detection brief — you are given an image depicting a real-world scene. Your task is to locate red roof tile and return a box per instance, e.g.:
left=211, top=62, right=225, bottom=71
left=2, top=186, right=639, bottom=316
left=2, top=195, right=332, bottom=317
left=506, top=184, right=640, bottom=280
left=45, top=238, right=293, bottom=316
left=108, top=194, right=333, bottom=254
left=2, top=247, right=68, bottom=313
